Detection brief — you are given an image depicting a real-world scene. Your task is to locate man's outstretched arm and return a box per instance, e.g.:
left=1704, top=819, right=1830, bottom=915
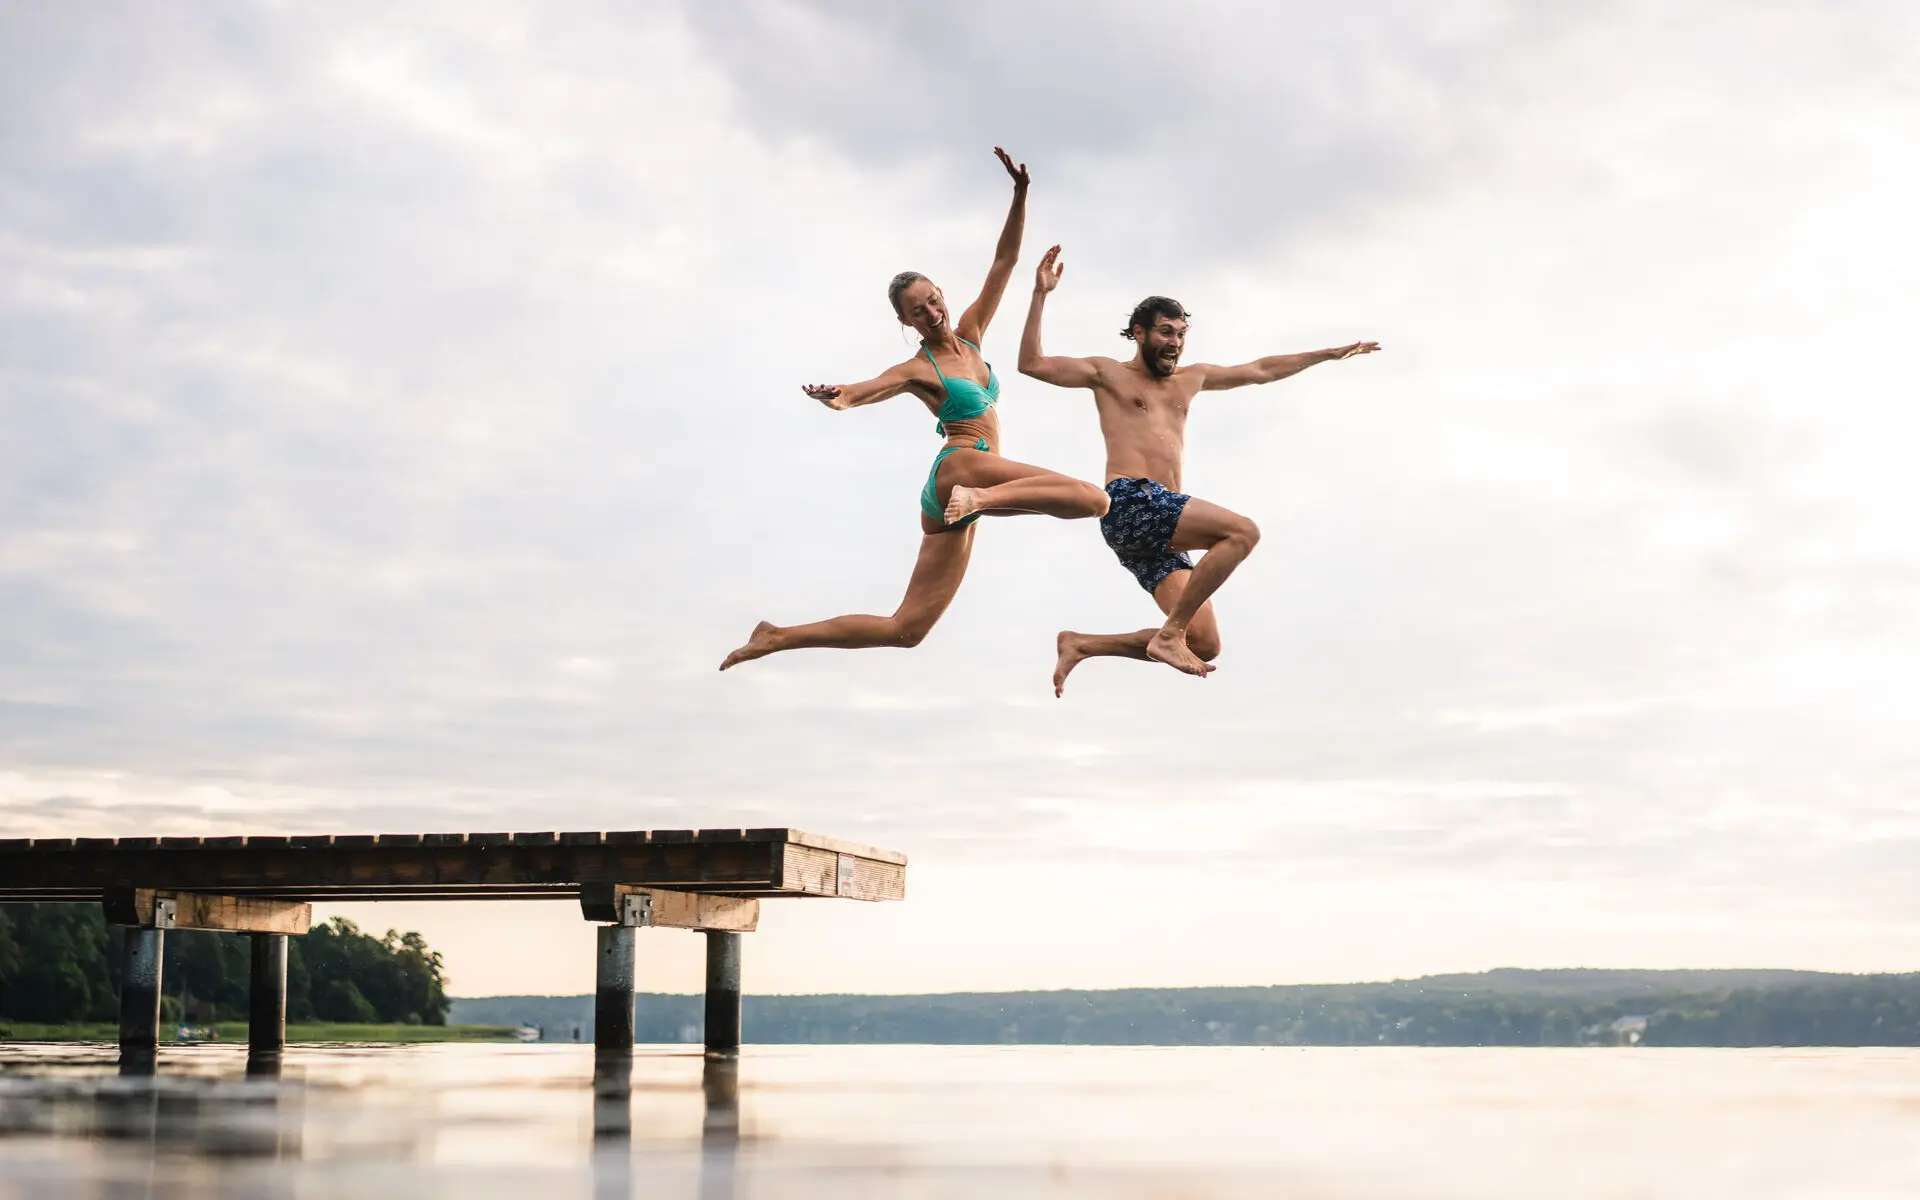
left=1017, top=245, right=1103, bottom=389
left=1196, top=342, right=1380, bottom=391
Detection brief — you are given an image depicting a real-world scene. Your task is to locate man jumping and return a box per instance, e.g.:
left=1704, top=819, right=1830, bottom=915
left=1017, top=245, right=1378, bottom=695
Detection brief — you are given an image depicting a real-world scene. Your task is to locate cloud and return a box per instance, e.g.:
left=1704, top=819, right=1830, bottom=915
left=2, top=1, right=1918, bottom=991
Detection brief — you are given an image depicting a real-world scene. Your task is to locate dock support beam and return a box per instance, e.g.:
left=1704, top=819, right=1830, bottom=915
left=118, top=926, right=164, bottom=1075
left=594, top=924, right=637, bottom=1056
left=248, top=932, right=289, bottom=1076
left=704, top=931, right=742, bottom=1056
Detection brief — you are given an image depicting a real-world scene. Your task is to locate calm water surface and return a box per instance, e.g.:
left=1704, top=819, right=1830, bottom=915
left=1, top=1043, right=1917, bottom=1198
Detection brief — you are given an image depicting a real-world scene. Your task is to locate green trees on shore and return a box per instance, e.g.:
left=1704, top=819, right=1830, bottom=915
left=0, top=904, right=449, bottom=1026
left=0, top=905, right=115, bottom=1023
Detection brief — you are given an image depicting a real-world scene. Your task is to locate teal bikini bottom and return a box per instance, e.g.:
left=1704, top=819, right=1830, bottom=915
left=920, top=438, right=991, bottom=527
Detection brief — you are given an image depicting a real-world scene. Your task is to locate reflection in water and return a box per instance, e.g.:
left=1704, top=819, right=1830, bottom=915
left=118, top=1045, right=157, bottom=1079
left=0, top=1065, right=303, bottom=1200
left=699, top=1055, right=740, bottom=1200
left=247, top=1048, right=284, bottom=1081
left=590, top=1049, right=741, bottom=1200
left=590, top=1049, right=633, bottom=1200
left=5, top=1043, right=1920, bottom=1197
left=592, top=1050, right=633, bottom=1142
left=94, top=1084, right=158, bottom=1200
left=0, top=1074, right=297, bottom=1162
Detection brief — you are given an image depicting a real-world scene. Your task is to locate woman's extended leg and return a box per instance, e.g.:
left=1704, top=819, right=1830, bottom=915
left=718, top=527, right=975, bottom=670
left=938, top=451, right=1109, bottom=525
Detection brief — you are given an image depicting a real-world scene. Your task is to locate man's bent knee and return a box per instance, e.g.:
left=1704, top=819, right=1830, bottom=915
left=1235, top=516, right=1261, bottom=549
left=1189, top=630, right=1222, bottom=662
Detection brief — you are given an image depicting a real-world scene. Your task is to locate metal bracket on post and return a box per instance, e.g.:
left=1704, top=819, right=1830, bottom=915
left=579, top=883, right=757, bottom=931
left=151, top=897, right=177, bottom=929
left=618, top=892, right=653, bottom=928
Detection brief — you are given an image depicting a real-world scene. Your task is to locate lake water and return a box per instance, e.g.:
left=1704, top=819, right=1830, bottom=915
left=1, top=1042, right=1917, bottom=1197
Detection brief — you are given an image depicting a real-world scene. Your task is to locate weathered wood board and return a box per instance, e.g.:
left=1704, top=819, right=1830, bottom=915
left=102, top=887, right=312, bottom=934
left=0, top=828, right=907, bottom=905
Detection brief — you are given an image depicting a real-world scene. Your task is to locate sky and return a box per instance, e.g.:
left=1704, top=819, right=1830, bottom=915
left=3, top=1, right=1919, bottom=998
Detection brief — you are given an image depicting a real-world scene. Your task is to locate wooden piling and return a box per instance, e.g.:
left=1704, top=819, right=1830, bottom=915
left=117, top=926, right=164, bottom=1075
left=247, top=932, right=288, bottom=1075
left=594, top=924, right=637, bottom=1054
left=704, top=930, right=743, bottom=1055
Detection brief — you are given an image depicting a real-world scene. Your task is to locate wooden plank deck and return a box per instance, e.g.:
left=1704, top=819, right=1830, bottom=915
left=0, top=828, right=907, bottom=903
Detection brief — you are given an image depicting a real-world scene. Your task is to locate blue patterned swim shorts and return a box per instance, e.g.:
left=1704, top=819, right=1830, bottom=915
left=1100, top=477, right=1193, bottom=593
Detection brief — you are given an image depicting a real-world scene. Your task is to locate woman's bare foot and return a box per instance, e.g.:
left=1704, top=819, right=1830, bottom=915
left=943, top=486, right=985, bottom=525
left=1052, top=631, right=1093, bottom=697
left=719, top=621, right=781, bottom=671
left=1145, top=626, right=1213, bottom=678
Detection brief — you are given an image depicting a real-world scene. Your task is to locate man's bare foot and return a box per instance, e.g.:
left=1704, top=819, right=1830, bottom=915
left=944, top=486, right=984, bottom=525
left=719, top=621, right=780, bottom=671
left=1145, top=626, right=1213, bottom=678
left=1053, top=631, right=1093, bottom=698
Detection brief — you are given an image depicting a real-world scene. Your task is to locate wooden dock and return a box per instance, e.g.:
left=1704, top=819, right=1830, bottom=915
left=0, top=828, right=906, bottom=1075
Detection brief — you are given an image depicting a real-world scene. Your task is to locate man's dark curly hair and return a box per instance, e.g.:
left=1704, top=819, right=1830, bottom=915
left=1121, top=296, right=1190, bottom=340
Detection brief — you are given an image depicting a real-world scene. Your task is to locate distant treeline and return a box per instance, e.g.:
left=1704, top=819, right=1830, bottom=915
left=452, top=969, right=1920, bottom=1047
left=0, top=904, right=450, bottom=1026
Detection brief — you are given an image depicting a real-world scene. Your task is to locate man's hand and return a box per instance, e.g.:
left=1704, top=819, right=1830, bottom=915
left=1334, top=342, right=1381, bottom=360
left=802, top=383, right=847, bottom=410
left=994, top=146, right=1029, bottom=190
left=1034, top=244, right=1064, bottom=295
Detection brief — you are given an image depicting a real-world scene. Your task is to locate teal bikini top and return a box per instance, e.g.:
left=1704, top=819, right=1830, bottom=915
left=925, top=338, right=999, bottom=435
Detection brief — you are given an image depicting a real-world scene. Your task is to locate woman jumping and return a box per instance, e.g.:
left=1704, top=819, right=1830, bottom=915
left=720, top=148, right=1109, bottom=671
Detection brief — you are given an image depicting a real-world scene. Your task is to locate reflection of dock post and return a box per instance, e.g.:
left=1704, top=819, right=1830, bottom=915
left=701, top=1054, right=739, bottom=1138
left=247, top=931, right=288, bottom=1077
left=589, top=1059, right=633, bottom=1200
left=704, top=931, right=742, bottom=1056
left=117, top=925, right=165, bottom=1076
left=591, top=1043, right=634, bottom=1142
left=700, top=1055, right=740, bottom=1200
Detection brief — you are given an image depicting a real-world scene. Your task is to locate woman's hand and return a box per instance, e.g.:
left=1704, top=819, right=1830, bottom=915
left=994, top=146, right=1029, bottom=191
left=803, top=383, right=847, bottom=410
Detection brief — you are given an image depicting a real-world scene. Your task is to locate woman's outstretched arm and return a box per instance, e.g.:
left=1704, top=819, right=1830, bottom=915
left=955, top=147, right=1029, bottom=344
left=802, top=361, right=921, bottom=410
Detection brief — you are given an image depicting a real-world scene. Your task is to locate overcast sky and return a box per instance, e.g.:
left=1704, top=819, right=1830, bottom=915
left=4, top=1, right=1918, bottom=998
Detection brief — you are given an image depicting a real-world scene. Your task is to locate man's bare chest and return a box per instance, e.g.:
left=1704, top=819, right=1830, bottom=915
left=1101, top=386, right=1191, bottom=429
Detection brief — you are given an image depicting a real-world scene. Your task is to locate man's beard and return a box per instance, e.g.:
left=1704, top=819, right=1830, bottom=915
left=1144, top=351, right=1176, bottom=378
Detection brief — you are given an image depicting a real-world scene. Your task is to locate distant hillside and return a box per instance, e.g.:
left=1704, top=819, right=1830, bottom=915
left=1378, top=968, right=1834, bottom=999
left=451, top=968, right=1920, bottom=1047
